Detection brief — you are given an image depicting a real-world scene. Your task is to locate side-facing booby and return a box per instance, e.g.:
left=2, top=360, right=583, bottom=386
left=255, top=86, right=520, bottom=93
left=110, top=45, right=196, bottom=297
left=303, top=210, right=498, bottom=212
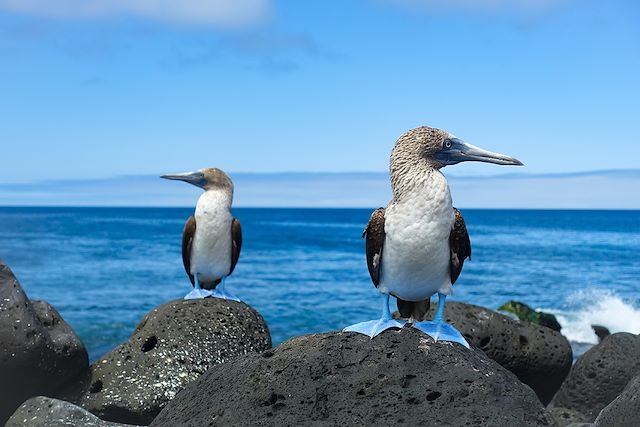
left=344, top=126, right=522, bottom=347
left=161, top=168, right=242, bottom=301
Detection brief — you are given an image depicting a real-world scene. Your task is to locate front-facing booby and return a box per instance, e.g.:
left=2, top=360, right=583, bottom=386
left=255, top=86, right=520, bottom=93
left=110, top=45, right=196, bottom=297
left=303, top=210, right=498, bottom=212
left=161, top=168, right=242, bottom=301
left=344, top=126, right=522, bottom=347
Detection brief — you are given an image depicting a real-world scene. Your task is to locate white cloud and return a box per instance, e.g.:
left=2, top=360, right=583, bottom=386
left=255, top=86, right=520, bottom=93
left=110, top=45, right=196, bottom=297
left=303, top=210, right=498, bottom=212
left=0, top=0, right=271, bottom=27
left=385, top=0, right=565, bottom=14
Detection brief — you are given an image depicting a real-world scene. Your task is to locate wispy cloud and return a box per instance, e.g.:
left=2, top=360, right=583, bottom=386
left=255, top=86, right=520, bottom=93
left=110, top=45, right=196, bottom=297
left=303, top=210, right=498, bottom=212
left=384, top=0, right=567, bottom=14
left=0, top=0, right=271, bottom=27
left=160, top=31, right=335, bottom=73
left=225, top=32, right=322, bottom=57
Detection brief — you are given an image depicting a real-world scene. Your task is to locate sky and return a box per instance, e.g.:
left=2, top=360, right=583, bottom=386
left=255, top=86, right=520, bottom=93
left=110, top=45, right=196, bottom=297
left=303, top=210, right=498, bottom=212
left=0, top=0, right=639, bottom=188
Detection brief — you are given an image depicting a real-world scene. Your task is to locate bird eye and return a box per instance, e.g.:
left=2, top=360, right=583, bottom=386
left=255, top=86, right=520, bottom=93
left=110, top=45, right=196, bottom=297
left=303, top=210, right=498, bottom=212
left=444, top=140, right=452, bottom=149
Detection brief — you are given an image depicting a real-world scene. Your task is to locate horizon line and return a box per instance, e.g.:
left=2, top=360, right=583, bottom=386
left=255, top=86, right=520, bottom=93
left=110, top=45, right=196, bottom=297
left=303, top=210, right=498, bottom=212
left=2, top=168, right=639, bottom=186
left=1, top=205, right=639, bottom=212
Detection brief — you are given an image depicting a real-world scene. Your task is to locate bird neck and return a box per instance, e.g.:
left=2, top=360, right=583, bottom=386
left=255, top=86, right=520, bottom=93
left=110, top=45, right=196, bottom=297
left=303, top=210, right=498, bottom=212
left=196, top=189, right=233, bottom=213
left=390, top=159, right=447, bottom=203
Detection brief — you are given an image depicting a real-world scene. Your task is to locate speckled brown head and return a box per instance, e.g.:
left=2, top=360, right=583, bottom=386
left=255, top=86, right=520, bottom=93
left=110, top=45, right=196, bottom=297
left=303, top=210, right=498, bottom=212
left=392, top=127, right=452, bottom=170
left=160, top=167, right=234, bottom=192
left=392, top=125, right=523, bottom=171
left=389, top=126, right=522, bottom=200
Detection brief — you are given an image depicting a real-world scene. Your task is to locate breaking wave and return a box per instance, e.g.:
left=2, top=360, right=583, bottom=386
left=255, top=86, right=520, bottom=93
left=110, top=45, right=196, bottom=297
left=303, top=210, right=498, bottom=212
left=544, top=289, right=640, bottom=345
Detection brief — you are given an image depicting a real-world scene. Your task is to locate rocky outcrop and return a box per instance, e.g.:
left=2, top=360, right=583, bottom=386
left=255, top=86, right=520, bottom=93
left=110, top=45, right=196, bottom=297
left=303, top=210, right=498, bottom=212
left=151, top=328, right=554, bottom=427
left=6, top=397, right=139, bottom=427
left=498, top=300, right=562, bottom=332
left=70, top=298, right=271, bottom=425
left=554, top=374, right=640, bottom=427
left=594, top=374, right=640, bottom=426
left=425, top=301, right=572, bottom=405
left=30, top=300, right=90, bottom=373
left=547, top=407, right=591, bottom=427
left=550, top=332, right=640, bottom=421
left=0, top=260, right=89, bottom=425
left=591, top=325, right=610, bottom=342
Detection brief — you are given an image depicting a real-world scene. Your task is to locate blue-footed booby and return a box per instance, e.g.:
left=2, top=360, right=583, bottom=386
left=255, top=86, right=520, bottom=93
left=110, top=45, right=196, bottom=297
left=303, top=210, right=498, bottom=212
left=161, top=168, right=242, bottom=301
left=344, top=126, right=522, bottom=347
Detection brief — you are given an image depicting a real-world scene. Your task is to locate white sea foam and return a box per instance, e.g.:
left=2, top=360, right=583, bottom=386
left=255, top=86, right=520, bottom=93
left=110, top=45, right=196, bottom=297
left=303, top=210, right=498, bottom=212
left=543, top=289, right=640, bottom=345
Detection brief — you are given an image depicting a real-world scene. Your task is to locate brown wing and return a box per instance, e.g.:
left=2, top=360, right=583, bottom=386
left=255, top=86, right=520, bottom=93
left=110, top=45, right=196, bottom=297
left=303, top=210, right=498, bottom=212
left=363, top=208, right=385, bottom=287
left=450, top=207, right=472, bottom=285
left=228, top=218, right=242, bottom=276
left=182, top=216, right=196, bottom=286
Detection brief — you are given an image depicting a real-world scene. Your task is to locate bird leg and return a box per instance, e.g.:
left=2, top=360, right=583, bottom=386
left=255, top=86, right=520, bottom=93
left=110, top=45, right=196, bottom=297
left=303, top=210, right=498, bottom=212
left=211, top=277, right=241, bottom=302
left=343, top=293, right=405, bottom=338
left=184, top=278, right=213, bottom=300
left=412, top=293, right=470, bottom=348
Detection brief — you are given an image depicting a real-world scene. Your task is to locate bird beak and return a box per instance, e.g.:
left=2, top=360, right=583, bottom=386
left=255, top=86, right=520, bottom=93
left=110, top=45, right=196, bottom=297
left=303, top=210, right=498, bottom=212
left=434, top=138, right=523, bottom=166
left=160, top=170, right=207, bottom=188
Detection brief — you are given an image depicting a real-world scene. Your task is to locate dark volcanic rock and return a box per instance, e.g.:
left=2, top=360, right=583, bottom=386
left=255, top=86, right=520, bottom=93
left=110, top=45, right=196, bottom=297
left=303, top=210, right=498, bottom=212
left=551, top=332, right=640, bottom=421
left=426, top=301, right=572, bottom=405
left=591, top=325, right=610, bottom=342
left=0, top=260, right=89, bottom=425
left=31, top=300, right=90, bottom=375
left=152, top=329, right=553, bottom=427
left=498, top=300, right=563, bottom=332
left=6, top=397, right=139, bottom=427
left=594, top=374, right=640, bottom=426
left=72, top=298, right=271, bottom=425
left=547, top=407, right=591, bottom=427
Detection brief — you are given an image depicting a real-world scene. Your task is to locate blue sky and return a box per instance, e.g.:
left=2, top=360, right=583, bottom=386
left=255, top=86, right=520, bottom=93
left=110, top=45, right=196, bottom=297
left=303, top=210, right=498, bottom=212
left=0, top=0, right=639, bottom=185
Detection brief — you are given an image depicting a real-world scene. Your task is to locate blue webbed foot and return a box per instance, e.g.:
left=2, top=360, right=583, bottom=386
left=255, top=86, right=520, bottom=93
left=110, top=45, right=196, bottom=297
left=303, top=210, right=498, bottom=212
left=211, top=287, right=241, bottom=302
left=343, top=318, right=405, bottom=338
left=343, top=293, right=405, bottom=338
left=184, top=288, right=212, bottom=300
left=211, top=278, right=241, bottom=302
left=412, top=320, right=470, bottom=348
left=411, top=293, right=470, bottom=348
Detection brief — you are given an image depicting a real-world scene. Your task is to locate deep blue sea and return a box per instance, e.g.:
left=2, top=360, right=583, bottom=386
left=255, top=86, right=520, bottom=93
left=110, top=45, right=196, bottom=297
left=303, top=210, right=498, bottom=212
left=0, top=207, right=639, bottom=361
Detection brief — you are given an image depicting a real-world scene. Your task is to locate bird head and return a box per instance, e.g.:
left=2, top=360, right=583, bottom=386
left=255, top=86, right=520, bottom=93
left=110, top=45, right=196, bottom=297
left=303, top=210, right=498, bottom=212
left=160, top=167, right=234, bottom=191
left=393, top=126, right=523, bottom=169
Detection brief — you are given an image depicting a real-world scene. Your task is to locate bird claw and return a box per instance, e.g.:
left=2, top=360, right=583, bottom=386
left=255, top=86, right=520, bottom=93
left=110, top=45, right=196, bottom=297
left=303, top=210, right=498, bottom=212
left=343, top=318, right=405, bottom=338
left=183, top=288, right=213, bottom=300
left=211, top=287, right=241, bottom=302
left=412, top=320, right=470, bottom=348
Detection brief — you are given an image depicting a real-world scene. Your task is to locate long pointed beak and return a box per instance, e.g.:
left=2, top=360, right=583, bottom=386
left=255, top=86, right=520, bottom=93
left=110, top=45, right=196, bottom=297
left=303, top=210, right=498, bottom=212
left=160, top=170, right=207, bottom=188
left=435, top=138, right=523, bottom=166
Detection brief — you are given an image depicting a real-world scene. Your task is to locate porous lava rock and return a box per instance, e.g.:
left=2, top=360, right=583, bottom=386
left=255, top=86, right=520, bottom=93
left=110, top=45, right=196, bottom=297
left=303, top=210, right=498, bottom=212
left=426, top=301, right=573, bottom=405
left=593, top=374, right=640, bottom=426
left=72, top=298, right=271, bottom=425
left=151, top=328, right=554, bottom=427
left=547, top=407, right=591, bottom=427
left=0, top=260, right=89, bottom=425
left=6, top=397, right=139, bottom=427
left=550, top=332, right=640, bottom=421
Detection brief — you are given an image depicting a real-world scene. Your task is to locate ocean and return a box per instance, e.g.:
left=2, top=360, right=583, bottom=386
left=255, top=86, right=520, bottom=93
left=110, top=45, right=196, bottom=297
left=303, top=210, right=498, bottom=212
left=0, top=207, right=638, bottom=361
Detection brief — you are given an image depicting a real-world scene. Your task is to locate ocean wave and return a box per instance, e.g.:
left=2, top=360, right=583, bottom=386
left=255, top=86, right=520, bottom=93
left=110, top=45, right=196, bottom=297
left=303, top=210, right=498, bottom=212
left=545, top=289, right=640, bottom=344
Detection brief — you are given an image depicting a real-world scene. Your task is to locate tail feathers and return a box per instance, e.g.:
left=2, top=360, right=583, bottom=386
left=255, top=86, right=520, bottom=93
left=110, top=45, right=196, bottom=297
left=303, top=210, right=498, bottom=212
left=199, top=278, right=222, bottom=291
left=397, top=298, right=430, bottom=321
